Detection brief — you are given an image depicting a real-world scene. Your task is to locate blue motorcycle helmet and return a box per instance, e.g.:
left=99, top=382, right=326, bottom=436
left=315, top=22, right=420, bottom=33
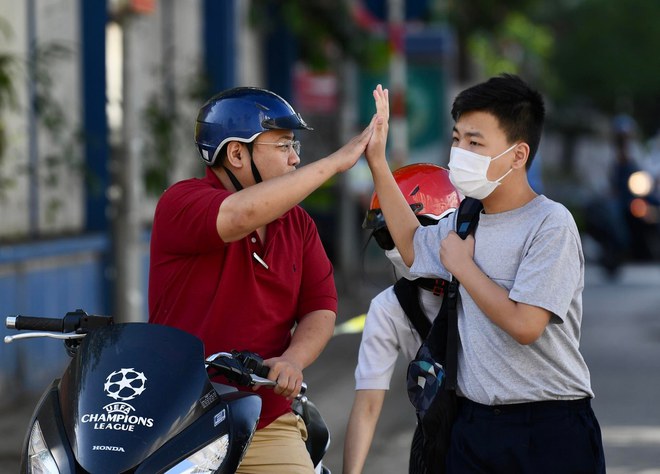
left=194, top=87, right=313, bottom=167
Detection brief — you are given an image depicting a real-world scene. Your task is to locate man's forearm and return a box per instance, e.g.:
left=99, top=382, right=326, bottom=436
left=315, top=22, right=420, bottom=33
left=217, top=157, right=340, bottom=242
left=218, top=119, right=374, bottom=242
left=283, top=309, right=336, bottom=369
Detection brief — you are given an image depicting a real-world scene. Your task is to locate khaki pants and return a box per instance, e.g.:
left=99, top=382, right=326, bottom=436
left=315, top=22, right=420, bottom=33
left=236, top=411, right=315, bottom=474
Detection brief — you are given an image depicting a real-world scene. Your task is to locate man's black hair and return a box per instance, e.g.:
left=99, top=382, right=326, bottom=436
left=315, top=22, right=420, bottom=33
left=450, top=73, right=545, bottom=169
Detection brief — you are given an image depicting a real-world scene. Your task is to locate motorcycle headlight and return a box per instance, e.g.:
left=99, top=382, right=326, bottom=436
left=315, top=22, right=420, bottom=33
left=628, top=170, right=653, bottom=197
left=27, top=420, right=59, bottom=473
left=164, top=434, right=229, bottom=474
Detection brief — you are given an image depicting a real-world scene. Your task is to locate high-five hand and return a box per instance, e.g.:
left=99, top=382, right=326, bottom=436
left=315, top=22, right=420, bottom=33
left=366, top=84, right=389, bottom=167
left=327, top=114, right=376, bottom=173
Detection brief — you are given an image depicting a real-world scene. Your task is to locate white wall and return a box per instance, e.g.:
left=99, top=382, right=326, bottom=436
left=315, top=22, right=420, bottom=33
left=0, top=0, right=83, bottom=237
left=0, top=1, right=31, bottom=237
left=0, top=0, right=256, bottom=238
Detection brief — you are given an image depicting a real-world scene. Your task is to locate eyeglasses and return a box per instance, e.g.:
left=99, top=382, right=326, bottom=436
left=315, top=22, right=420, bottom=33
left=254, top=140, right=301, bottom=155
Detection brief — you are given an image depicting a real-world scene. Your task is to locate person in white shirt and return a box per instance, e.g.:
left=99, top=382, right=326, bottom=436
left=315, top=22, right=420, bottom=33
left=342, top=164, right=460, bottom=474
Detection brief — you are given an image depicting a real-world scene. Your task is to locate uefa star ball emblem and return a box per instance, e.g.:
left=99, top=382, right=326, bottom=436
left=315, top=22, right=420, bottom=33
left=104, top=368, right=147, bottom=401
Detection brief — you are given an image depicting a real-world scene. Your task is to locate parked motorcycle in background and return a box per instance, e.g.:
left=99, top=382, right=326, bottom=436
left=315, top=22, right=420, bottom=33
left=4, top=309, right=331, bottom=473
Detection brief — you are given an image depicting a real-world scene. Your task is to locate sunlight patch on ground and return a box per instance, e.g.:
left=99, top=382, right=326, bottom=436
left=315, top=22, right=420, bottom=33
left=603, top=425, right=660, bottom=474
left=334, top=314, right=366, bottom=336
left=607, top=468, right=660, bottom=474
left=603, top=425, right=660, bottom=447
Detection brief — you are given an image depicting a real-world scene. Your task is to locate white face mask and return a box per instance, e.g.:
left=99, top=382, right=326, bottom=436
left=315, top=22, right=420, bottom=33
left=384, top=248, right=415, bottom=281
left=448, top=143, right=517, bottom=200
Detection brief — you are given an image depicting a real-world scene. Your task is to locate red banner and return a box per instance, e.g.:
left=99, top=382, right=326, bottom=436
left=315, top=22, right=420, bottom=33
left=130, top=0, right=155, bottom=14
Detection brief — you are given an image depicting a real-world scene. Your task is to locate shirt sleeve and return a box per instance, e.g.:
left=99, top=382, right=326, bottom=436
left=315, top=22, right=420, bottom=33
left=354, top=288, right=402, bottom=390
left=152, top=180, right=226, bottom=255
left=410, top=216, right=453, bottom=281
left=509, top=211, right=583, bottom=324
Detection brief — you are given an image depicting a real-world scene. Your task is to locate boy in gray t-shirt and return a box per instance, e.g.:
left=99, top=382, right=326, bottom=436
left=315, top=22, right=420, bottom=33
left=365, top=75, right=605, bottom=473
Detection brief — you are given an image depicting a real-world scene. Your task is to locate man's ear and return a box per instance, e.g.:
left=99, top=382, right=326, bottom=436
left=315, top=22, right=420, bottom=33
left=225, top=141, right=244, bottom=169
left=512, top=143, right=530, bottom=170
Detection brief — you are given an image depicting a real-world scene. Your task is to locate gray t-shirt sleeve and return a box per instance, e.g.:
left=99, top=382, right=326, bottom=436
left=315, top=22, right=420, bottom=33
left=410, top=215, right=453, bottom=281
left=509, top=207, right=584, bottom=324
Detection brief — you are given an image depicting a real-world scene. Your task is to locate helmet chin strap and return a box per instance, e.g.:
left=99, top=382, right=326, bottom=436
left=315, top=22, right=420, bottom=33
left=222, top=165, right=244, bottom=191
left=248, top=142, right=264, bottom=185
left=222, top=142, right=263, bottom=191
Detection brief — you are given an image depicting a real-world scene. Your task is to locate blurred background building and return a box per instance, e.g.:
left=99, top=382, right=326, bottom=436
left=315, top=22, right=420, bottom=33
left=1, top=0, right=659, bottom=405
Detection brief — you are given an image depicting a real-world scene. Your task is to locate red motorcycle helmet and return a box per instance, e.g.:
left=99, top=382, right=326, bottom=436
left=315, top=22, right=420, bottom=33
left=363, top=163, right=461, bottom=250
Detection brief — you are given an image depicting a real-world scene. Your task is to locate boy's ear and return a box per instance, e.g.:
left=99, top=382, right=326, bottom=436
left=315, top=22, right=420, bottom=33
left=512, top=143, right=530, bottom=169
left=225, top=142, right=244, bottom=169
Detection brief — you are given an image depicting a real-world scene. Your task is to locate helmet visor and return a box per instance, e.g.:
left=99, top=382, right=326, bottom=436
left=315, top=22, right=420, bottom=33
left=362, top=203, right=423, bottom=230
left=372, top=227, right=395, bottom=251
left=262, top=113, right=313, bottom=131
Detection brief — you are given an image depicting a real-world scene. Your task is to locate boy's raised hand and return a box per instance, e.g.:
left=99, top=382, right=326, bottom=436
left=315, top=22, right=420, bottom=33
left=366, top=84, right=389, bottom=168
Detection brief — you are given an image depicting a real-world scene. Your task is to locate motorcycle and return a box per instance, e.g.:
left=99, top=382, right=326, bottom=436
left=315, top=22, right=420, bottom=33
left=583, top=167, right=660, bottom=278
left=4, top=309, right=331, bottom=473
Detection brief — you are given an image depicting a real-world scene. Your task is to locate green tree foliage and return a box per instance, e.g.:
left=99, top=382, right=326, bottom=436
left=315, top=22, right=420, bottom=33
left=249, top=0, right=390, bottom=72
left=446, top=0, right=545, bottom=80
left=468, top=11, right=553, bottom=81
left=547, top=0, right=660, bottom=137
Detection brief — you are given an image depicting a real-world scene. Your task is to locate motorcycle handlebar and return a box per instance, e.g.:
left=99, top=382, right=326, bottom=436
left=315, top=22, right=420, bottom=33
left=206, top=352, right=307, bottom=398
left=250, top=374, right=307, bottom=397
left=5, top=309, right=113, bottom=333
left=9, top=315, right=65, bottom=332
left=232, top=350, right=271, bottom=379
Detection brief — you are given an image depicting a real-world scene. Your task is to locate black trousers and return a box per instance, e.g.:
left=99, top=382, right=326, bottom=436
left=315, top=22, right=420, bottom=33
left=447, top=397, right=606, bottom=474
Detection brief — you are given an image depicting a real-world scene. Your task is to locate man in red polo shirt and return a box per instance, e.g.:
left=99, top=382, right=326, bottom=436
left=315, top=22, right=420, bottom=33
left=148, top=87, right=375, bottom=473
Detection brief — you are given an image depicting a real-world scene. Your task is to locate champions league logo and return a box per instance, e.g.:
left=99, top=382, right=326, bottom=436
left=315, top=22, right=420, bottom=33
left=104, top=368, right=147, bottom=401
left=81, top=368, right=154, bottom=433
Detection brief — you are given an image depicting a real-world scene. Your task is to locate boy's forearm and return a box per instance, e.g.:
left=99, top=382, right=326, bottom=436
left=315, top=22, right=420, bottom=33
left=368, top=160, right=420, bottom=266
left=343, top=390, right=385, bottom=474
left=458, top=261, right=550, bottom=344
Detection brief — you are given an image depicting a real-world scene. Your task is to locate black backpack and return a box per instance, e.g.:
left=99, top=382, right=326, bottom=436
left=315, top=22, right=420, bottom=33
left=402, top=197, right=482, bottom=474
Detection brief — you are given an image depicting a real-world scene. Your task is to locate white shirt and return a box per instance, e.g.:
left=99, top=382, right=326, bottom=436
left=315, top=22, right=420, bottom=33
left=354, top=285, right=443, bottom=390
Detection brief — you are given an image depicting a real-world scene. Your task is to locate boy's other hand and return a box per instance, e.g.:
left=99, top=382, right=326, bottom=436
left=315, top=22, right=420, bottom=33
left=440, top=231, right=475, bottom=278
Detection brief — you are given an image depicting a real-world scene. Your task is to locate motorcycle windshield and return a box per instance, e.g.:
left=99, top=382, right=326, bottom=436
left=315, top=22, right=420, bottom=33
left=59, top=323, right=216, bottom=473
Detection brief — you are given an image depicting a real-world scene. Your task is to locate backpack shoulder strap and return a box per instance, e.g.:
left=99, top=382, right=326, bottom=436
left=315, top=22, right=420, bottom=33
left=445, top=197, right=483, bottom=390
left=455, top=197, right=483, bottom=239
left=393, top=278, right=432, bottom=340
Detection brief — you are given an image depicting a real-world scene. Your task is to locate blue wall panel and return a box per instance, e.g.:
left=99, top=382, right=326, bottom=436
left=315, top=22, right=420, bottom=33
left=0, top=235, right=112, bottom=398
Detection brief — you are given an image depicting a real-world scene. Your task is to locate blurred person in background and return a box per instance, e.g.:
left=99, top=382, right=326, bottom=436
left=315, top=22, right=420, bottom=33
left=608, top=114, right=656, bottom=260
left=610, top=115, right=639, bottom=204
left=584, top=114, right=660, bottom=275
left=148, top=87, right=375, bottom=473
left=343, top=164, right=460, bottom=474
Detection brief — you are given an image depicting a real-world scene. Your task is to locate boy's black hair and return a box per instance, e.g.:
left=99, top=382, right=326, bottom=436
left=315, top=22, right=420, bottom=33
left=450, top=74, right=545, bottom=169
